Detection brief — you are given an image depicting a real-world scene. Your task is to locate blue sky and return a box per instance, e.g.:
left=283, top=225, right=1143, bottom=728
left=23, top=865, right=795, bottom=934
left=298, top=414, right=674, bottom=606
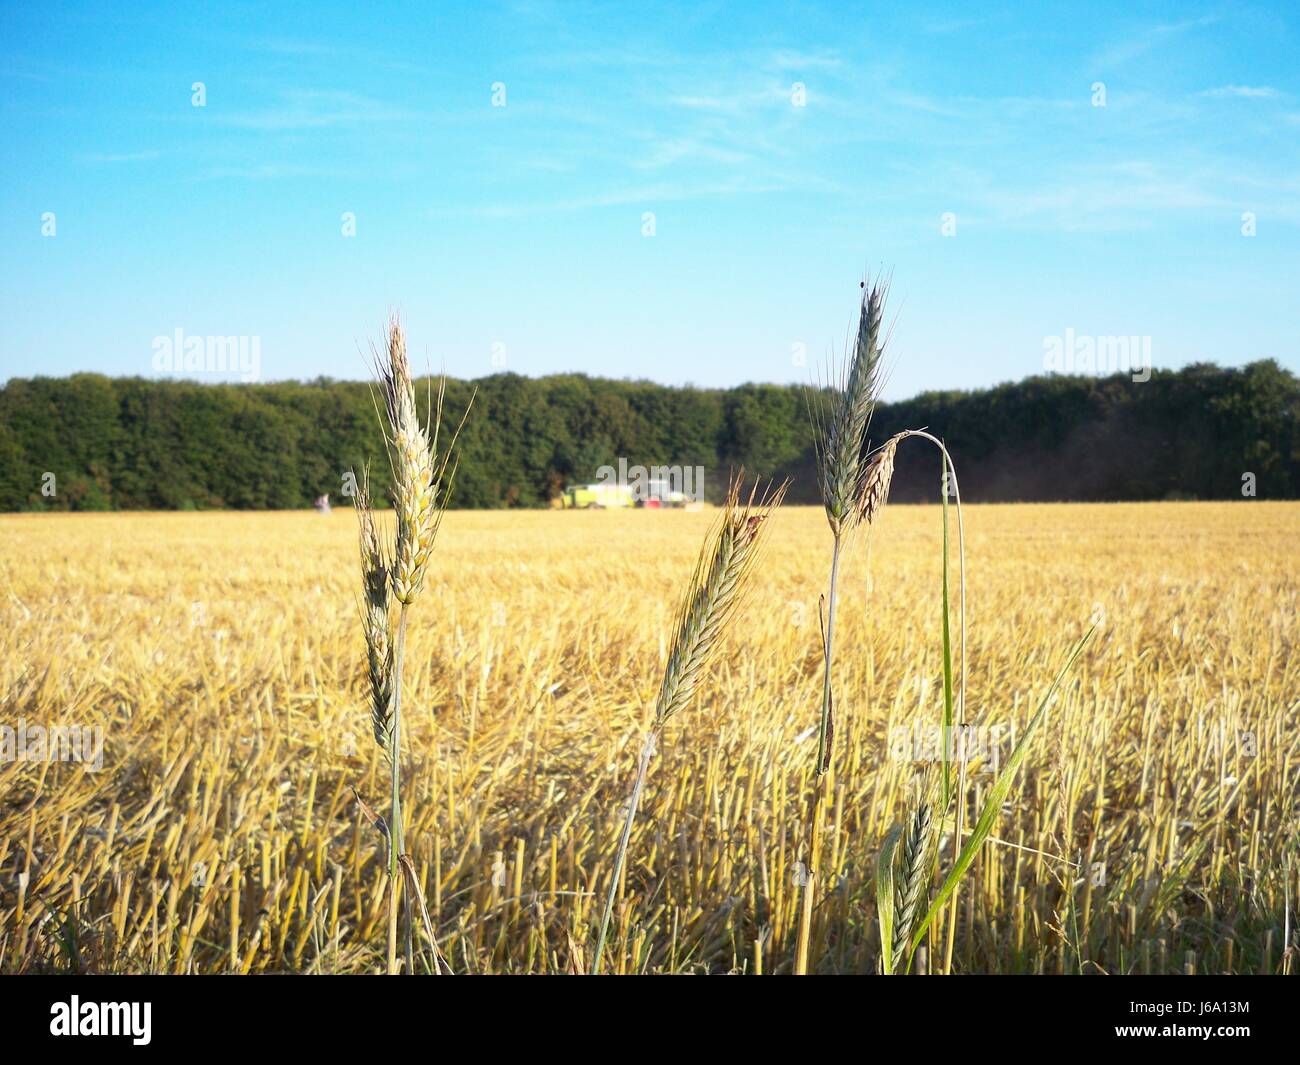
left=2, top=1, right=1297, bottom=397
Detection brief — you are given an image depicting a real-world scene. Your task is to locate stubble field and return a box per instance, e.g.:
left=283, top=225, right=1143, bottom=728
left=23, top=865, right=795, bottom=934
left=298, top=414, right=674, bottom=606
left=1, top=502, right=1297, bottom=974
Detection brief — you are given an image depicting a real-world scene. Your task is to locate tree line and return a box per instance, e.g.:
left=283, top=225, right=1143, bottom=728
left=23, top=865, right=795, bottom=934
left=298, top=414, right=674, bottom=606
left=1, top=359, right=1296, bottom=511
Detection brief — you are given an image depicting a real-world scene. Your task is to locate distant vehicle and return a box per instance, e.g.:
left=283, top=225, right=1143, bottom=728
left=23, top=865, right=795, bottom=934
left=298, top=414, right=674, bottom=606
left=638, top=479, right=689, bottom=508
left=560, top=478, right=695, bottom=509
left=560, top=483, right=634, bottom=509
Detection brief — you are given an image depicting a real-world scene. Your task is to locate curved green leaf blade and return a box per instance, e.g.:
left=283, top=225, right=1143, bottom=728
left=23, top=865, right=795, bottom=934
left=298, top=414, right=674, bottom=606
left=909, top=624, right=1097, bottom=956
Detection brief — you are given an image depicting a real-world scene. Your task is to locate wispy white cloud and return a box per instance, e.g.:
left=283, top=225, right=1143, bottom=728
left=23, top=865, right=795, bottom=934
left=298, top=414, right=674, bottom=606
left=497, top=46, right=843, bottom=200
left=632, top=137, right=752, bottom=170
left=941, top=158, right=1300, bottom=231
left=667, top=84, right=803, bottom=114
left=920, top=16, right=986, bottom=35
left=247, top=38, right=343, bottom=57
left=81, top=150, right=162, bottom=163
left=769, top=48, right=842, bottom=71
left=1092, top=15, right=1219, bottom=67
left=426, top=177, right=796, bottom=220
left=216, top=89, right=417, bottom=131
left=1198, top=84, right=1281, bottom=99
left=196, top=162, right=355, bottom=181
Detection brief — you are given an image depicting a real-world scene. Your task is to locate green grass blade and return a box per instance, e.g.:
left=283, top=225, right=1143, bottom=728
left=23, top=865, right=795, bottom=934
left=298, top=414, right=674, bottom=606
left=875, top=823, right=904, bottom=975
left=940, top=451, right=954, bottom=807
left=909, top=623, right=1097, bottom=955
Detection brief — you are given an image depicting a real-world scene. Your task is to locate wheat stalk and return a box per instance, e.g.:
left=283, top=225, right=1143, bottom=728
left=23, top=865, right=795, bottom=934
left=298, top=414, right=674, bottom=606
left=893, top=428, right=969, bottom=974
left=807, top=279, right=890, bottom=777
left=796, top=278, right=891, bottom=974
left=591, top=473, right=786, bottom=974
left=362, top=315, right=470, bottom=974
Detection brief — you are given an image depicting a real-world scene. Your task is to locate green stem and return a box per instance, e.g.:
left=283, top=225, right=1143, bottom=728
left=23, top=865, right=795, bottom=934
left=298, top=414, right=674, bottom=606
left=591, top=727, right=657, bottom=975
left=796, top=532, right=842, bottom=975
left=940, top=450, right=954, bottom=807
left=898, top=430, right=968, bottom=975
left=814, top=535, right=843, bottom=776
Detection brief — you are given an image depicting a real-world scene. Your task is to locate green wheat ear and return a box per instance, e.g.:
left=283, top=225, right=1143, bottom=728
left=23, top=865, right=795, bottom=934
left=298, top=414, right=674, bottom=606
left=814, top=278, right=887, bottom=539
left=592, top=471, right=787, bottom=974
left=654, top=476, right=789, bottom=727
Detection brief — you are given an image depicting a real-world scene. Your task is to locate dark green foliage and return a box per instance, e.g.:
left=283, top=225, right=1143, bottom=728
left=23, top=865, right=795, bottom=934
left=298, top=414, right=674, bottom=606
left=1, top=362, right=1296, bottom=510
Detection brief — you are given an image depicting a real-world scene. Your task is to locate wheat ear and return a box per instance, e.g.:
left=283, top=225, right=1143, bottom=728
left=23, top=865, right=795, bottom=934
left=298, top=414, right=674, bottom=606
left=353, top=468, right=394, bottom=753
left=591, top=473, right=786, bottom=974
left=892, top=797, right=935, bottom=968
left=654, top=478, right=788, bottom=727
left=818, top=279, right=886, bottom=539
left=857, top=433, right=904, bottom=527
left=377, top=318, right=443, bottom=607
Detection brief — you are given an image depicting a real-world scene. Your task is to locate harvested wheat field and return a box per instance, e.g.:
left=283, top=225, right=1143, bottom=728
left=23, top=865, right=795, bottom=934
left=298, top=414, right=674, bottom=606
left=1, top=502, right=1297, bottom=974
